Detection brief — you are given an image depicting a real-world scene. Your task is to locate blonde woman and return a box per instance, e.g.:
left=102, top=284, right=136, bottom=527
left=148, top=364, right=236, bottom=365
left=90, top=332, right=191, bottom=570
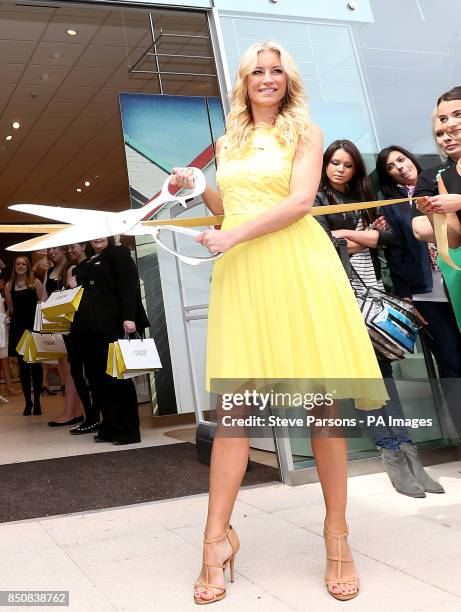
left=172, top=41, right=387, bottom=604
left=5, top=256, right=44, bottom=415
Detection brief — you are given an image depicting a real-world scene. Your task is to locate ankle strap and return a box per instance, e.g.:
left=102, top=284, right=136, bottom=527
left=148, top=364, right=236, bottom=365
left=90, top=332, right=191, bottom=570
left=204, top=525, right=231, bottom=544
left=324, top=527, right=349, bottom=538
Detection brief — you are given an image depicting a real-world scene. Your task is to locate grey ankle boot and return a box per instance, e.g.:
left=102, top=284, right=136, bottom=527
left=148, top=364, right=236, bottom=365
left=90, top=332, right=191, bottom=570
left=399, top=443, right=445, bottom=494
left=380, top=448, right=426, bottom=498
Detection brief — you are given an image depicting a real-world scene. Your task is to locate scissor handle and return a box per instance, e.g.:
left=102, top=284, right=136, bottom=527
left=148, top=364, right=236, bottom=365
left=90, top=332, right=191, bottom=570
left=150, top=225, right=223, bottom=266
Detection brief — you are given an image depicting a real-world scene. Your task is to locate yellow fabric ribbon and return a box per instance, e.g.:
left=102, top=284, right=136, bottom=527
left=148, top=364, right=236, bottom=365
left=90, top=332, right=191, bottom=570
left=141, top=196, right=460, bottom=270
left=2, top=196, right=459, bottom=270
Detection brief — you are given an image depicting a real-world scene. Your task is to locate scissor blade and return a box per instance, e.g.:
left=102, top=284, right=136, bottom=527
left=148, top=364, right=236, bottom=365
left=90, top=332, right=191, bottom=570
left=9, top=203, right=117, bottom=224
left=0, top=224, right=67, bottom=234
left=7, top=220, right=115, bottom=252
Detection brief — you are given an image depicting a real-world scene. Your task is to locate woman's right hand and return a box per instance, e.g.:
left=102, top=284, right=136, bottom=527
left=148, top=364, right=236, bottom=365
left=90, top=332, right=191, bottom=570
left=68, top=276, right=77, bottom=289
left=170, top=167, right=195, bottom=190
left=416, top=196, right=434, bottom=217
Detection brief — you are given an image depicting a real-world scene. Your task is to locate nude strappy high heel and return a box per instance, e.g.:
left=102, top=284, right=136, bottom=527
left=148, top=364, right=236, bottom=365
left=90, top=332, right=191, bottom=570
left=324, top=527, right=360, bottom=601
left=194, top=525, right=240, bottom=605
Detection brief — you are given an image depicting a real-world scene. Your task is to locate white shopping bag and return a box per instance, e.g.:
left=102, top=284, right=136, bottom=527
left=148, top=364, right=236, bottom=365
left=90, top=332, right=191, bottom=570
left=34, top=303, right=71, bottom=333
left=42, top=286, right=83, bottom=320
left=30, top=332, right=67, bottom=361
left=116, top=338, right=162, bottom=372
left=106, top=341, right=156, bottom=379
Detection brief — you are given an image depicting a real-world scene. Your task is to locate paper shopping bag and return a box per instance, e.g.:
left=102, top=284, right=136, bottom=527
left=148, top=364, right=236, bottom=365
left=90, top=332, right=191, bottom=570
left=116, top=338, right=162, bottom=373
left=106, top=342, right=116, bottom=377
left=29, top=333, right=67, bottom=361
left=16, top=330, right=31, bottom=356
left=34, top=303, right=71, bottom=333
left=42, top=286, right=83, bottom=320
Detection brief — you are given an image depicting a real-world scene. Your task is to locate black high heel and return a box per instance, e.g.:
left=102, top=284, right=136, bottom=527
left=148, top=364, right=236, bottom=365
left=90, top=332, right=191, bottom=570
left=23, top=403, right=32, bottom=416
left=41, top=386, right=56, bottom=396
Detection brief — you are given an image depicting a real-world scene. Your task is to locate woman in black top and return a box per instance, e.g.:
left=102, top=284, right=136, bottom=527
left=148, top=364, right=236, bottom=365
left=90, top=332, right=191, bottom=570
left=68, top=237, right=149, bottom=444
left=314, top=140, right=442, bottom=497
left=5, top=256, right=44, bottom=415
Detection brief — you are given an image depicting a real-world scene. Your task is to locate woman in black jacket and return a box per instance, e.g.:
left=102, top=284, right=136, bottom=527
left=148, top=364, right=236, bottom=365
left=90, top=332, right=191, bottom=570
left=68, top=237, right=149, bottom=444
left=314, top=140, right=443, bottom=498
left=376, top=146, right=461, bottom=440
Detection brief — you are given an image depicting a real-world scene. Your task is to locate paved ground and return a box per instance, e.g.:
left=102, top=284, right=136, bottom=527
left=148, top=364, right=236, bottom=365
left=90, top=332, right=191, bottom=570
left=1, top=461, right=461, bottom=611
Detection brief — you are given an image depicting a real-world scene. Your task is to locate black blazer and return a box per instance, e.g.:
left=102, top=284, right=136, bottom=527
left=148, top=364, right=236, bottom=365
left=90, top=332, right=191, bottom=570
left=380, top=185, right=433, bottom=298
left=72, top=244, right=149, bottom=340
left=414, top=159, right=453, bottom=198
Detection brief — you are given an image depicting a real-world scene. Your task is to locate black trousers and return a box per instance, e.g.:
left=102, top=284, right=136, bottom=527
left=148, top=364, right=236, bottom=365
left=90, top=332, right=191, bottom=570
left=415, top=300, right=461, bottom=437
left=68, top=332, right=140, bottom=443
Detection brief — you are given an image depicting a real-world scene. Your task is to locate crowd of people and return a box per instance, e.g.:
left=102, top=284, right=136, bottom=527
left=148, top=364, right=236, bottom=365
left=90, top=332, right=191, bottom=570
left=0, top=36, right=460, bottom=606
left=0, top=238, right=148, bottom=445
left=172, top=44, right=461, bottom=604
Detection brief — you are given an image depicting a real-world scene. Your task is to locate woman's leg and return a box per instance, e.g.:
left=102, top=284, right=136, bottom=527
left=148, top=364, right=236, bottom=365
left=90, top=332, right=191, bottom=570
left=195, top=398, right=249, bottom=603
left=31, top=363, right=43, bottom=414
left=1, top=357, right=18, bottom=394
left=63, top=363, right=83, bottom=419
left=68, top=335, right=98, bottom=426
left=17, top=355, right=32, bottom=414
left=311, top=406, right=359, bottom=598
left=50, top=360, right=83, bottom=423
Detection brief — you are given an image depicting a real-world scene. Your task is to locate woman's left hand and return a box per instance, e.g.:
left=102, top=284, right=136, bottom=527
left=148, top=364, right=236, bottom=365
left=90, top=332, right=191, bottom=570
left=331, top=229, right=351, bottom=239
left=416, top=196, right=434, bottom=216
left=123, top=320, right=136, bottom=334
left=195, top=229, right=237, bottom=254
left=424, top=194, right=461, bottom=214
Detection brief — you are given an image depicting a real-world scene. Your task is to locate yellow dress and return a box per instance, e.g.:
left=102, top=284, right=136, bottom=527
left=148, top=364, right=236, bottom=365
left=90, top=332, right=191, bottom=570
left=206, top=125, right=387, bottom=408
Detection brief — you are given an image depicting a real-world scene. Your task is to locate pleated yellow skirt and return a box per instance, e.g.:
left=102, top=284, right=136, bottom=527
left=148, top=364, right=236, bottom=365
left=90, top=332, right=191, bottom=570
left=206, top=213, right=388, bottom=409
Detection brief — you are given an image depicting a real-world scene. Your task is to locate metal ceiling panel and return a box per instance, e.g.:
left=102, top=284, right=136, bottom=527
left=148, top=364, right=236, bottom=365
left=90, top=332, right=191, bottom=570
left=76, top=44, right=127, bottom=68
left=20, top=63, right=72, bottom=86
left=0, top=39, right=36, bottom=63
left=30, top=41, right=86, bottom=66
left=42, top=15, right=102, bottom=44
left=52, top=85, right=97, bottom=103
left=11, top=83, right=59, bottom=104
left=0, top=12, right=49, bottom=40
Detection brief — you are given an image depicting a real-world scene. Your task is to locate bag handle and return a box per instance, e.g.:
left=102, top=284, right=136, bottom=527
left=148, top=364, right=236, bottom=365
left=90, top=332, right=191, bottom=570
left=149, top=225, right=223, bottom=266
left=349, top=263, right=368, bottom=291
left=123, top=331, right=143, bottom=341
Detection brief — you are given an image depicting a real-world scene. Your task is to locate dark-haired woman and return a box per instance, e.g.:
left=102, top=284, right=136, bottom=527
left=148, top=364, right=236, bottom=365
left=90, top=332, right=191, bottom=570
left=4, top=256, right=44, bottom=415
left=68, top=237, right=149, bottom=444
left=315, top=140, right=443, bottom=497
left=376, top=145, right=461, bottom=444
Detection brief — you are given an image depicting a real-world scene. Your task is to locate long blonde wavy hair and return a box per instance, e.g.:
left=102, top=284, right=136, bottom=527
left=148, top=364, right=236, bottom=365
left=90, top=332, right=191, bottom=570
left=225, top=41, right=311, bottom=152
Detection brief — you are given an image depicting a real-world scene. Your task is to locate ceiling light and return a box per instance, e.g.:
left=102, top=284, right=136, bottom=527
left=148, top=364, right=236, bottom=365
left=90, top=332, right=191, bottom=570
left=5, top=135, right=13, bottom=141
left=76, top=188, right=82, bottom=192
left=12, top=121, right=20, bottom=129
left=51, top=51, right=64, bottom=60
left=66, top=29, right=78, bottom=36
left=40, top=72, right=51, bottom=81
left=84, top=180, right=91, bottom=187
